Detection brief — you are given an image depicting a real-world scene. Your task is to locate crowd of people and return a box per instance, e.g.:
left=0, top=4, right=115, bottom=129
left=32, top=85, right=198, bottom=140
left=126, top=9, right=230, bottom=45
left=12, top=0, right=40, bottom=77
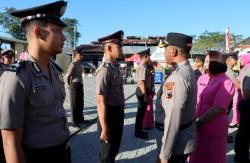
left=0, top=1, right=250, bottom=163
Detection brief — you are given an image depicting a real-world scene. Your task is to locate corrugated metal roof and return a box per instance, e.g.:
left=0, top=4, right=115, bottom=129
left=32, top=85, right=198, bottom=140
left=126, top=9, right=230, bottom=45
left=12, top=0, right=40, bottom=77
left=0, top=35, right=27, bottom=44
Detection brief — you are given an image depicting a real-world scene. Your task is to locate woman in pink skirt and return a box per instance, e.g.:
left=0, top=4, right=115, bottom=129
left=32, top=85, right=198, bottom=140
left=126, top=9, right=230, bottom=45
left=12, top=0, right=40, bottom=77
left=189, top=51, right=235, bottom=163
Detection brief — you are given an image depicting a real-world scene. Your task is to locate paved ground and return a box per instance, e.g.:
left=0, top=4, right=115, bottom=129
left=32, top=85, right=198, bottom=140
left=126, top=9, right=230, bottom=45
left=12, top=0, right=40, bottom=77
left=65, top=76, right=237, bottom=163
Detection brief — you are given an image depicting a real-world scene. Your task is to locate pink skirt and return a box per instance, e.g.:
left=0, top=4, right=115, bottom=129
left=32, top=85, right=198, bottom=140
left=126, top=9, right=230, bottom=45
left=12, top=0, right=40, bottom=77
left=189, top=133, right=227, bottom=163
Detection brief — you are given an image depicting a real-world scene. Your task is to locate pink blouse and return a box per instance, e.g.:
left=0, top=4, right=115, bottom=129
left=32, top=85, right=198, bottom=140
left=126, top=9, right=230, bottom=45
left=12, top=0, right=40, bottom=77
left=196, top=73, right=235, bottom=136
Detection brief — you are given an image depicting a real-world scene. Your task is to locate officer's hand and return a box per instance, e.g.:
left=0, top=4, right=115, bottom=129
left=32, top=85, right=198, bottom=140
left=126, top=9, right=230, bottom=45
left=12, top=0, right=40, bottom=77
left=144, top=94, right=148, bottom=102
left=100, top=129, right=109, bottom=143
left=159, top=159, right=168, bottom=163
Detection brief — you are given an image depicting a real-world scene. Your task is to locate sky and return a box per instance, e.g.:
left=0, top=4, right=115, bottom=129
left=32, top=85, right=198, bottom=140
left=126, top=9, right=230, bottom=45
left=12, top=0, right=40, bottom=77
left=1, top=0, right=250, bottom=45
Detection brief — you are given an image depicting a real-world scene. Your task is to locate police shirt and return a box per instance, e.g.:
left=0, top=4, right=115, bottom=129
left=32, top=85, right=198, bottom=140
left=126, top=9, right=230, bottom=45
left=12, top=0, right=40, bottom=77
left=225, top=66, right=239, bottom=84
left=67, top=61, right=84, bottom=83
left=96, top=57, right=124, bottom=106
left=240, top=64, right=250, bottom=99
left=0, top=64, right=6, bottom=77
left=160, top=60, right=196, bottom=159
left=0, top=53, right=69, bottom=149
left=137, top=63, right=151, bottom=89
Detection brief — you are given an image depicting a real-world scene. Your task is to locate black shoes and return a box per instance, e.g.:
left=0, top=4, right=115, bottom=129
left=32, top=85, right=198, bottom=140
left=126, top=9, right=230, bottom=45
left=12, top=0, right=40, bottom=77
left=80, top=119, right=90, bottom=123
left=134, top=132, right=149, bottom=139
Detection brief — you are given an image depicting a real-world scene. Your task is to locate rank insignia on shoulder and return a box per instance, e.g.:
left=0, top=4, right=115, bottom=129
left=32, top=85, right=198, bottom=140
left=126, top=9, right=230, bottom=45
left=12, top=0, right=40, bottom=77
left=165, top=82, right=175, bottom=99
left=7, top=60, right=27, bottom=72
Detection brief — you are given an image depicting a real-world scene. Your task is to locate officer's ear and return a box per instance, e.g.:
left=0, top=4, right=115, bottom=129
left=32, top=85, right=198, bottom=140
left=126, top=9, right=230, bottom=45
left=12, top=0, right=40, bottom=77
left=173, top=47, right=178, bottom=57
left=107, top=44, right=112, bottom=53
left=34, top=26, right=48, bottom=40
left=103, top=43, right=112, bottom=53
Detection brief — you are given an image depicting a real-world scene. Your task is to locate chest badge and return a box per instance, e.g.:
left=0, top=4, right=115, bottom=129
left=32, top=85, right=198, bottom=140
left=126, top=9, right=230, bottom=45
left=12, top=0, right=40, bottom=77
left=165, top=82, right=175, bottom=98
left=32, top=84, right=46, bottom=93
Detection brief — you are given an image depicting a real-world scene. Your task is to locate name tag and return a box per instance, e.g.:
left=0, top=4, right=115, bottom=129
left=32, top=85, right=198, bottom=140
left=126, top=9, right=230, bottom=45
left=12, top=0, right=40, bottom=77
left=33, top=85, right=47, bottom=93
left=200, top=83, right=206, bottom=86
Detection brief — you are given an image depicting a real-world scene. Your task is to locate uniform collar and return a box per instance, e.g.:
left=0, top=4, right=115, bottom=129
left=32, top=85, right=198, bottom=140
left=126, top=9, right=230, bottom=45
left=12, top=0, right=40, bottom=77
left=25, top=52, right=51, bottom=78
left=103, top=56, right=118, bottom=68
left=173, top=60, right=189, bottom=70
left=103, top=56, right=112, bottom=64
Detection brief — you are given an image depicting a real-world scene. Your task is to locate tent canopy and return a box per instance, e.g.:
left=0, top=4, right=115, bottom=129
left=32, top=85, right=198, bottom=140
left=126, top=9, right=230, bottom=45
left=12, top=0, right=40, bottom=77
left=150, top=46, right=165, bottom=61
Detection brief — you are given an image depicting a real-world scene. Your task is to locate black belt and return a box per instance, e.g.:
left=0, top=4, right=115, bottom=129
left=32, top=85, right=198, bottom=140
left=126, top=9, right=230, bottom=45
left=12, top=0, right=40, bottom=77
left=179, top=120, right=193, bottom=130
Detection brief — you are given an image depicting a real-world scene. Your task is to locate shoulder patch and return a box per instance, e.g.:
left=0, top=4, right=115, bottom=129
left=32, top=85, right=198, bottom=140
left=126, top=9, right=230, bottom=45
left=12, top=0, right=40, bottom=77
left=7, top=60, right=27, bottom=72
left=164, top=82, right=175, bottom=99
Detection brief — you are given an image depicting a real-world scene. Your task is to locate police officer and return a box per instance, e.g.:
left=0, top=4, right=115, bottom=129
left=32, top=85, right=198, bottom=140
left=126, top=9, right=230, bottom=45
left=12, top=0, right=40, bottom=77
left=234, top=64, right=250, bottom=163
left=159, top=33, right=196, bottom=163
left=0, top=1, right=71, bottom=163
left=67, top=48, right=87, bottom=126
left=96, top=30, right=125, bottom=163
left=0, top=49, right=14, bottom=66
left=0, top=43, right=6, bottom=163
left=134, top=48, right=151, bottom=139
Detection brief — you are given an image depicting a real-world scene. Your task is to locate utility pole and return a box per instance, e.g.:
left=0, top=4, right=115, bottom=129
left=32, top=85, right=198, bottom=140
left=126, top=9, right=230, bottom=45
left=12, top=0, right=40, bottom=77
left=73, top=25, right=76, bottom=49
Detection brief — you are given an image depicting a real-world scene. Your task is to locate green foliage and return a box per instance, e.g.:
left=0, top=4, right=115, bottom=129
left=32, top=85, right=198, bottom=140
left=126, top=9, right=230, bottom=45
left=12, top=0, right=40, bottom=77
left=0, top=7, right=26, bottom=40
left=0, top=8, right=81, bottom=46
left=62, top=18, right=81, bottom=48
left=192, top=30, right=243, bottom=54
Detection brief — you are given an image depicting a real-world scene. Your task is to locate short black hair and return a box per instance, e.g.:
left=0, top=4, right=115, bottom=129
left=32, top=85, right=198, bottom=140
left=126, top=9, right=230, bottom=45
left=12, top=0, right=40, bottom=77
left=23, top=19, right=48, bottom=32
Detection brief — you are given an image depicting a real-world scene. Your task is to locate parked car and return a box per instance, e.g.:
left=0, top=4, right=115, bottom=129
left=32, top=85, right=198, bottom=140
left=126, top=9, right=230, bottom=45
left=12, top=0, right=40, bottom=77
left=81, top=62, right=96, bottom=73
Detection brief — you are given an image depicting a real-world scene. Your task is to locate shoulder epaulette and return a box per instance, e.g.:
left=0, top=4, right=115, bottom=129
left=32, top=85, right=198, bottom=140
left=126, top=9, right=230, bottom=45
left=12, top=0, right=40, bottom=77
left=7, top=60, right=27, bottom=72
left=50, top=59, right=63, bottom=73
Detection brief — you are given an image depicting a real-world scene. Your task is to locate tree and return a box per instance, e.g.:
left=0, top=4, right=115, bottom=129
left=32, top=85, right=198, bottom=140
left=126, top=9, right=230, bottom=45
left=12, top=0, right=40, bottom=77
left=191, top=30, right=243, bottom=54
left=0, top=7, right=26, bottom=40
left=0, top=8, right=81, bottom=46
left=62, top=18, right=81, bottom=48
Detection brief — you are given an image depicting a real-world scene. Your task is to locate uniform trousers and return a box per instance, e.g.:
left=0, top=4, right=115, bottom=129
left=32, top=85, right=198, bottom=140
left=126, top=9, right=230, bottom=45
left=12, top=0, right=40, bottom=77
left=0, top=135, right=6, bottom=163
left=98, top=105, right=124, bottom=163
left=70, top=82, right=84, bottom=125
left=234, top=99, right=250, bottom=163
left=135, top=90, right=149, bottom=134
left=23, top=140, right=71, bottom=163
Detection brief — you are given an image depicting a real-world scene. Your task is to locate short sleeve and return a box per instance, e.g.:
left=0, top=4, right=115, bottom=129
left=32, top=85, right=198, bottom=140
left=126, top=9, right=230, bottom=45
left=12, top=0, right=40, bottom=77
left=67, top=63, right=74, bottom=76
left=96, top=68, right=108, bottom=95
left=0, top=71, right=28, bottom=129
left=225, top=68, right=239, bottom=84
left=213, top=79, right=234, bottom=110
left=137, top=66, right=146, bottom=81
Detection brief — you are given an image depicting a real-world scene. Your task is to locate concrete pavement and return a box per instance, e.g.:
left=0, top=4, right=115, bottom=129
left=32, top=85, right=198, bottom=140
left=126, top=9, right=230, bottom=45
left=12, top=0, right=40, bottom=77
left=65, top=76, right=237, bottom=163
